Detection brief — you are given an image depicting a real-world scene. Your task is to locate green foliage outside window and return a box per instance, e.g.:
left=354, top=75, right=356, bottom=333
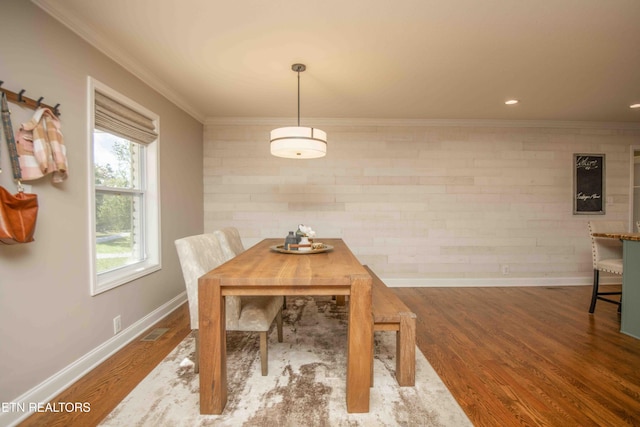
left=94, top=134, right=143, bottom=273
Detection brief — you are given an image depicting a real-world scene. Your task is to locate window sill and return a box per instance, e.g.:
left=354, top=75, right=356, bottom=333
left=91, top=261, right=161, bottom=296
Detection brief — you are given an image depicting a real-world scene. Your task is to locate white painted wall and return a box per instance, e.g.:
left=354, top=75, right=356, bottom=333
left=0, top=1, right=203, bottom=418
left=204, top=120, right=639, bottom=285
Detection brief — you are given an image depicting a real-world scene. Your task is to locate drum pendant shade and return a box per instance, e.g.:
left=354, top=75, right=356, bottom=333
left=270, top=64, right=327, bottom=159
left=270, top=126, right=327, bottom=159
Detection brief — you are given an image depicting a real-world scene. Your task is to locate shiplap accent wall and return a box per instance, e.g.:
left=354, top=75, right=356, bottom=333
left=203, top=119, right=639, bottom=286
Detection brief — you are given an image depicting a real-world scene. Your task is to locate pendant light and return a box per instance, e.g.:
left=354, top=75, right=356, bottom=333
left=270, top=64, right=327, bottom=159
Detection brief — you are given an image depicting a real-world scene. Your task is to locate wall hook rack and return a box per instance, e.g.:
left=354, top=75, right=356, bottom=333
left=0, top=80, right=61, bottom=116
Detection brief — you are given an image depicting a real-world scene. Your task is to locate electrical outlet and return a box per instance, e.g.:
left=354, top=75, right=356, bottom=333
left=501, top=265, right=510, bottom=275
left=113, top=315, right=122, bottom=335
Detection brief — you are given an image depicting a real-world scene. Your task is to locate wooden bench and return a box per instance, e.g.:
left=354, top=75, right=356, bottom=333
left=365, top=265, right=416, bottom=387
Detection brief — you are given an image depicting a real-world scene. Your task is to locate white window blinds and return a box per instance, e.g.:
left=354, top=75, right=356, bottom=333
left=94, top=91, right=158, bottom=145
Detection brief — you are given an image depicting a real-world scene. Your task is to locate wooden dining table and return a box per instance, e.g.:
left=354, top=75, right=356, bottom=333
left=197, top=238, right=373, bottom=414
left=592, top=232, right=640, bottom=339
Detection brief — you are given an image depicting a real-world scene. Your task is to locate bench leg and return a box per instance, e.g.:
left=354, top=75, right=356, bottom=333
left=396, top=315, right=415, bottom=386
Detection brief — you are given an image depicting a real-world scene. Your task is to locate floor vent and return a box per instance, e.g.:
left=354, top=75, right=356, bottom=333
left=141, top=328, right=170, bottom=342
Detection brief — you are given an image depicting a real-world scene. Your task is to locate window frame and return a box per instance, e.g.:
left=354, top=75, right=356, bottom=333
left=87, top=77, right=161, bottom=296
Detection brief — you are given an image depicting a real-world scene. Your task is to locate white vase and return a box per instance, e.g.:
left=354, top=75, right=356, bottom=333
left=298, top=236, right=311, bottom=251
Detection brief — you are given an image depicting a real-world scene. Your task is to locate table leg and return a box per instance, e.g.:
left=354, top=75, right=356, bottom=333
left=346, top=274, right=373, bottom=413
left=198, top=277, right=227, bottom=414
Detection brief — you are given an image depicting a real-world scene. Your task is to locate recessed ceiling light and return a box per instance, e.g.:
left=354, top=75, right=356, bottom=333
left=630, top=103, right=640, bottom=109
left=505, top=99, right=519, bottom=105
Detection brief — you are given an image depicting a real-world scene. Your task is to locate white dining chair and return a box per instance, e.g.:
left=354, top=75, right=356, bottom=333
left=215, top=226, right=291, bottom=310
left=587, top=221, right=624, bottom=313
left=213, top=227, right=245, bottom=261
left=175, top=233, right=283, bottom=375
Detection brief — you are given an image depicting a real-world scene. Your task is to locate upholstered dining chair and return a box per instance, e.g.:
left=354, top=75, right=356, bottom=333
left=588, top=221, right=625, bottom=313
left=175, top=233, right=283, bottom=375
left=213, top=227, right=245, bottom=261
left=214, top=226, right=291, bottom=310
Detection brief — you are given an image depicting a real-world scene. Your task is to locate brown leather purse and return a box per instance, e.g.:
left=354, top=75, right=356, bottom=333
left=1, top=92, right=39, bottom=244
left=0, top=185, right=38, bottom=244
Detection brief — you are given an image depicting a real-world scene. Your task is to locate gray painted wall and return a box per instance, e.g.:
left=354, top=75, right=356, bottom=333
left=0, top=1, right=203, bottom=403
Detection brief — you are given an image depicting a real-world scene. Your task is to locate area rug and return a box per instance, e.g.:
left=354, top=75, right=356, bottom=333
left=100, top=297, right=471, bottom=427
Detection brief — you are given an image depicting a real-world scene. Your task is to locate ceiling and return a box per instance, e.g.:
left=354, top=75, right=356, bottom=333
left=34, top=0, right=640, bottom=124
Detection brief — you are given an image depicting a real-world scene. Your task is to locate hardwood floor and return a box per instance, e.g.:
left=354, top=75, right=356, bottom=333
left=393, top=284, right=640, bottom=427
left=19, top=304, right=191, bottom=427
left=19, top=285, right=640, bottom=426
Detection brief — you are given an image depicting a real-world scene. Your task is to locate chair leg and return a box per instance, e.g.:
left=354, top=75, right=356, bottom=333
left=589, top=269, right=599, bottom=313
left=194, top=330, right=199, bottom=374
left=260, top=331, right=268, bottom=376
left=276, top=309, right=283, bottom=343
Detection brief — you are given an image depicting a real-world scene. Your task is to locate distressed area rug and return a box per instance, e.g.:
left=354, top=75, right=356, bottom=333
left=100, top=297, right=471, bottom=427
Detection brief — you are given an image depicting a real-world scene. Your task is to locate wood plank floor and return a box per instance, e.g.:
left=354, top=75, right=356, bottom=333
left=19, top=285, right=640, bottom=426
left=393, top=284, right=640, bottom=427
left=19, top=303, right=191, bottom=427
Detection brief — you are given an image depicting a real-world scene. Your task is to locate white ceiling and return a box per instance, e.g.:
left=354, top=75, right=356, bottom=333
left=34, top=0, right=640, bottom=124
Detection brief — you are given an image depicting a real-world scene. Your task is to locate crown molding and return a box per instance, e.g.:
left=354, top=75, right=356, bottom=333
left=32, top=0, right=206, bottom=124
left=205, top=116, right=640, bottom=130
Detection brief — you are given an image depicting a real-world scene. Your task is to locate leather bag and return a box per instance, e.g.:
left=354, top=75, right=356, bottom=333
left=0, top=185, right=38, bottom=244
left=1, top=92, right=39, bottom=244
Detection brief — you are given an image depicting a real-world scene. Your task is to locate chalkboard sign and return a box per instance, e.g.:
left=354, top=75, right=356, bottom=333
left=573, top=154, right=605, bottom=214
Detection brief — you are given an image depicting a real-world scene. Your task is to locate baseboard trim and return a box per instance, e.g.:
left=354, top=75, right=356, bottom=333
left=383, top=276, right=618, bottom=288
left=2, top=291, right=188, bottom=427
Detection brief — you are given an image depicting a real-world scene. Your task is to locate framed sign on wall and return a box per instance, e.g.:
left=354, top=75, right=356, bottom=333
left=573, top=153, right=605, bottom=215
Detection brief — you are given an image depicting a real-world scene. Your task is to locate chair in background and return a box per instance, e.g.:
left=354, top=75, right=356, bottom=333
left=175, top=233, right=283, bottom=375
left=587, top=221, right=624, bottom=313
left=215, top=226, right=291, bottom=310
left=213, top=227, right=245, bottom=261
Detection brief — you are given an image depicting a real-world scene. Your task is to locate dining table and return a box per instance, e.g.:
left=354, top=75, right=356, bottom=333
left=197, top=238, right=373, bottom=414
left=591, top=232, right=640, bottom=339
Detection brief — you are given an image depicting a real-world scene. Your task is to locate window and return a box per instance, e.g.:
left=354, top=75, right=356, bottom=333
left=88, top=78, right=160, bottom=295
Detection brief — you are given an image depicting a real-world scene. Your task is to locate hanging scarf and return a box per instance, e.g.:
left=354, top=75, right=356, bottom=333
left=17, top=107, right=68, bottom=183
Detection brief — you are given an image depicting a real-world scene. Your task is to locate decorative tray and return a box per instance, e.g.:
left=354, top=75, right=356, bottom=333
left=270, top=243, right=333, bottom=255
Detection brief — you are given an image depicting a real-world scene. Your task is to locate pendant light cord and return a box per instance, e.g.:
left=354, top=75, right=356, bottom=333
left=297, top=70, right=301, bottom=127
